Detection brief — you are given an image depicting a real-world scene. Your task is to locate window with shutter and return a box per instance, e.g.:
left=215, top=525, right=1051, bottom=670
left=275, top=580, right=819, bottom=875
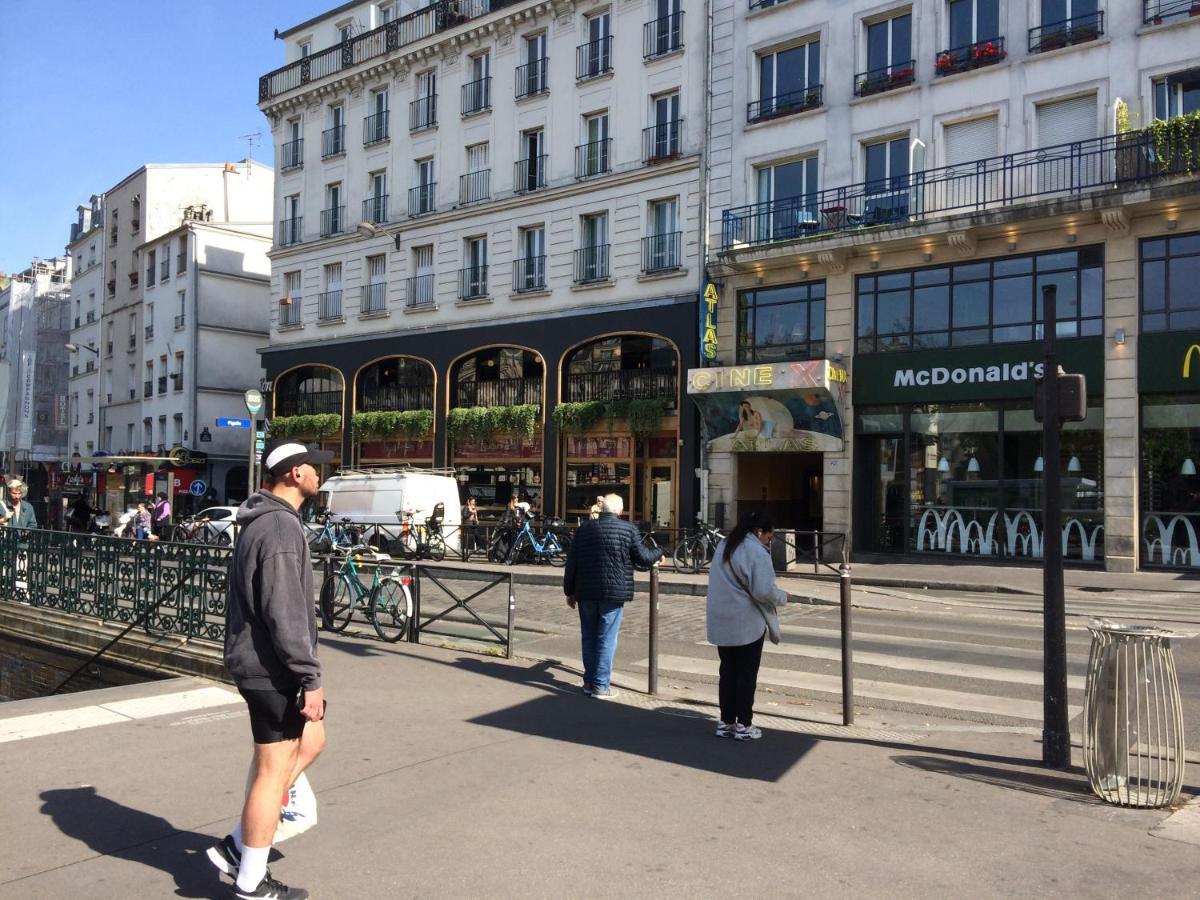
left=1036, top=95, right=1097, bottom=149
left=944, top=116, right=998, bottom=166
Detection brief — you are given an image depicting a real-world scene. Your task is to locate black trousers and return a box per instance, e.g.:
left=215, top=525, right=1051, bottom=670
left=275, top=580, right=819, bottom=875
left=717, top=632, right=766, bottom=726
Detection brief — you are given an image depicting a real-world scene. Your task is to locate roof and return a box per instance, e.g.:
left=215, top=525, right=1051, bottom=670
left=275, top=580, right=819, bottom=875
left=276, top=1, right=362, bottom=39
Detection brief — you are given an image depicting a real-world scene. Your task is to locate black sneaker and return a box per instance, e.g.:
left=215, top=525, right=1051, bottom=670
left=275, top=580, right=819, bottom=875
left=233, top=874, right=308, bottom=900
left=206, top=834, right=241, bottom=878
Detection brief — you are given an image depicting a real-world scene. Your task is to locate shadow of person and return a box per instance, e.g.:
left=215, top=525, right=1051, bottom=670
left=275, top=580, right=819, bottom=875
left=38, top=786, right=224, bottom=899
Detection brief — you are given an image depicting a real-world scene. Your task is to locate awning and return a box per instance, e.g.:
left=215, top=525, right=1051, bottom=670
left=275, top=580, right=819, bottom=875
left=687, top=361, right=848, bottom=452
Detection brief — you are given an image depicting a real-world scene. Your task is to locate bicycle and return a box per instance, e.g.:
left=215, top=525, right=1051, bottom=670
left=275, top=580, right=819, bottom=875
left=672, top=516, right=726, bottom=573
left=308, top=512, right=360, bottom=555
left=318, top=545, right=413, bottom=642
left=392, top=506, right=446, bottom=561
left=506, top=516, right=571, bottom=566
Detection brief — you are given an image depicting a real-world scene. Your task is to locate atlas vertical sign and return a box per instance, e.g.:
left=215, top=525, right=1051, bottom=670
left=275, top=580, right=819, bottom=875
left=700, top=283, right=719, bottom=361
left=16, top=350, right=36, bottom=450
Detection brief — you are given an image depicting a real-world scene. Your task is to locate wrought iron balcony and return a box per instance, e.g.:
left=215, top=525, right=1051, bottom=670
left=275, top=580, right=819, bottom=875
left=512, top=256, right=546, bottom=293
left=458, top=265, right=488, bottom=300
left=459, top=169, right=491, bottom=205
left=86, top=360, right=95, bottom=373
left=406, top=274, right=435, bottom=309
left=278, top=217, right=303, bottom=246
left=364, top=111, right=389, bottom=145
left=1144, top=0, right=1194, bottom=24
left=158, top=376, right=167, bottom=394
left=279, top=297, right=302, bottom=326
left=514, top=155, right=548, bottom=193
left=934, top=37, right=1006, bottom=77
left=410, top=94, right=437, bottom=131
left=87, top=310, right=95, bottom=323
left=171, top=373, right=183, bottom=392
left=576, top=139, right=612, bottom=179
left=565, top=368, right=677, bottom=404
left=143, top=380, right=153, bottom=399
left=174, top=314, right=186, bottom=329
left=854, top=61, right=916, bottom=97
left=577, top=36, right=613, bottom=80
left=281, top=138, right=304, bottom=171
left=176, top=253, right=186, bottom=274
left=362, top=194, right=390, bottom=224
left=107, top=279, right=116, bottom=296
left=408, top=183, right=437, bottom=216
left=643, top=120, right=682, bottom=162
left=462, top=77, right=491, bottom=116
left=275, top=389, right=341, bottom=417
left=515, top=58, right=548, bottom=99
left=145, top=325, right=154, bottom=339
left=317, top=289, right=343, bottom=321
left=361, top=282, right=387, bottom=314
left=748, top=85, right=822, bottom=123
left=358, top=383, right=434, bottom=412
left=128, top=271, right=139, bottom=287
left=643, top=231, right=682, bottom=273
left=720, top=127, right=1200, bottom=251
left=574, top=244, right=610, bottom=283
left=644, top=12, right=683, bottom=59
left=454, top=376, right=542, bottom=409
left=160, top=259, right=170, bottom=281
left=1029, top=11, right=1104, bottom=53
left=320, top=206, right=345, bottom=237
left=321, top=125, right=346, bottom=158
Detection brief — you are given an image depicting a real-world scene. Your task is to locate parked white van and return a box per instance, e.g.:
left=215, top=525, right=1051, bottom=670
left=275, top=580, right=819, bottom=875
left=317, top=467, right=462, bottom=554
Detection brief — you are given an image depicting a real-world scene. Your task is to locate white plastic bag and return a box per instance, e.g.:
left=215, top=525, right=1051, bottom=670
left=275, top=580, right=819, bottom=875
left=243, top=766, right=318, bottom=843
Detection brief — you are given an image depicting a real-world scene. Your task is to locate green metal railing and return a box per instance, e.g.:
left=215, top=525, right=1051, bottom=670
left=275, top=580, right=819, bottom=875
left=0, top=528, right=230, bottom=641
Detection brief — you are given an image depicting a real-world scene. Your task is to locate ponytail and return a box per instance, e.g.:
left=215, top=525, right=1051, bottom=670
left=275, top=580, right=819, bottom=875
left=722, top=510, right=774, bottom=565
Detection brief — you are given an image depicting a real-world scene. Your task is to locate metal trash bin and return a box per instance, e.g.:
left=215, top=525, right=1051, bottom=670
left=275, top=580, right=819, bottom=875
left=1083, top=619, right=1196, bottom=808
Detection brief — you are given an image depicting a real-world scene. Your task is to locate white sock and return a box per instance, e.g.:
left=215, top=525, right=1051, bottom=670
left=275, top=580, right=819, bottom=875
left=232, top=823, right=244, bottom=854
left=236, top=845, right=270, bottom=892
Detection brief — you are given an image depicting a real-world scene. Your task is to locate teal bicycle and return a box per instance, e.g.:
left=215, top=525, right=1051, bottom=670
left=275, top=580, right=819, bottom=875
left=319, top=545, right=413, bottom=642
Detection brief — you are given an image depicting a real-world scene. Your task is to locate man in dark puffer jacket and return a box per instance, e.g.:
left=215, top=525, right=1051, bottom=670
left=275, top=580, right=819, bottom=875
left=564, top=493, right=662, bottom=698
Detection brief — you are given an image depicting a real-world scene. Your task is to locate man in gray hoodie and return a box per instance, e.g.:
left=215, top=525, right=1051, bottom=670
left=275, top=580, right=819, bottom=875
left=207, top=441, right=332, bottom=900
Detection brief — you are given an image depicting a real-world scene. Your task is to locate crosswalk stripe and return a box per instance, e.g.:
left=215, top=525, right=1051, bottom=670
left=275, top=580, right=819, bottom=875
left=781, top=623, right=1053, bottom=659
left=643, top=655, right=1079, bottom=722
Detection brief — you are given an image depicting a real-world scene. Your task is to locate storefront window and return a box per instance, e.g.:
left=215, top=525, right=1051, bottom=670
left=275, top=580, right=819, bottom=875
left=1141, top=396, right=1200, bottom=568
left=1141, top=232, right=1200, bottom=332
left=458, top=464, right=541, bottom=517
left=856, top=247, right=1103, bottom=353
left=737, top=280, right=826, bottom=362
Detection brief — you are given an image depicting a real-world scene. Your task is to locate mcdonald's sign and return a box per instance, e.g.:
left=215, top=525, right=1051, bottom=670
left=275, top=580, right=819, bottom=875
left=1184, top=343, right=1200, bottom=379
left=1139, top=332, right=1200, bottom=393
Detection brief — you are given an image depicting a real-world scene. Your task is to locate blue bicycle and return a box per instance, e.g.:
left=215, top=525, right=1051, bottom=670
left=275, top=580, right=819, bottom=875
left=505, top=516, right=571, bottom=567
left=308, top=512, right=360, bottom=555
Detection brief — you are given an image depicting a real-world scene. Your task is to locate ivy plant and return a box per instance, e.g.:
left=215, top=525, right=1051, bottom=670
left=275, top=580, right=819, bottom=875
left=446, top=404, right=541, bottom=443
left=351, top=409, right=434, bottom=440
left=268, top=414, right=342, bottom=439
left=1147, top=111, right=1200, bottom=175
left=553, top=401, right=605, bottom=434
left=552, top=397, right=671, bottom=439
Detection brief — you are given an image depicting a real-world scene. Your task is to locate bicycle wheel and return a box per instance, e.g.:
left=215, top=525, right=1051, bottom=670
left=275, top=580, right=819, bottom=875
left=426, top=533, right=446, bottom=562
left=319, top=572, right=354, bottom=632
left=215, top=529, right=232, bottom=547
left=673, top=536, right=703, bottom=574
left=369, top=576, right=413, bottom=643
left=548, top=533, right=570, bottom=567
left=506, top=534, right=527, bottom=566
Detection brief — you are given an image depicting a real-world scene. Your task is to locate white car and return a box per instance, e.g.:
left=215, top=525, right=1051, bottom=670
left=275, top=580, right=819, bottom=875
left=192, top=505, right=240, bottom=545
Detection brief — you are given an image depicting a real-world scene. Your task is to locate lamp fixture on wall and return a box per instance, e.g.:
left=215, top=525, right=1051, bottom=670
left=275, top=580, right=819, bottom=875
left=1067, top=456, right=1082, bottom=473
left=1167, top=218, right=1178, bottom=231
left=1006, top=240, right=1017, bottom=252
left=967, top=456, right=980, bottom=473
left=869, top=260, right=879, bottom=270
left=937, top=456, right=950, bottom=473
left=1033, top=456, right=1044, bottom=473
left=1065, top=233, right=1077, bottom=244
left=1182, top=458, right=1197, bottom=476
left=1113, top=327, right=1126, bottom=346
left=922, top=252, right=933, bottom=262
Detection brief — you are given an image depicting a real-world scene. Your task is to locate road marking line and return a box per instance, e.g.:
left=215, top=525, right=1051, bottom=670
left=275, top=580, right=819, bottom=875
left=779, top=623, right=1053, bottom=659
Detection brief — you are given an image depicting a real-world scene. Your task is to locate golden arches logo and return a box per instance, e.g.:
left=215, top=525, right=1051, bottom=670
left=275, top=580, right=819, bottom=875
left=1184, top=344, right=1200, bottom=379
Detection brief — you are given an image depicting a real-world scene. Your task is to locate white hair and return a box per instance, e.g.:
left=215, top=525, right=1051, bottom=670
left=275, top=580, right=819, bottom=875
left=601, top=493, right=624, bottom=514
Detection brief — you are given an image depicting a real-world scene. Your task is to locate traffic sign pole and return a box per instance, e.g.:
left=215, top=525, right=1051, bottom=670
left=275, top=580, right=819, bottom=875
left=244, top=389, right=264, bottom=498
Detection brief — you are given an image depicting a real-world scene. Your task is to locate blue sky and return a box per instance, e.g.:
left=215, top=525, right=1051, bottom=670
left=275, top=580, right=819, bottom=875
left=0, top=0, right=333, bottom=274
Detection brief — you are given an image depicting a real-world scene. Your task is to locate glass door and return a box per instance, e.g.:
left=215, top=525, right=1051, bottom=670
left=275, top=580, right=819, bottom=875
left=644, top=462, right=675, bottom=530
left=855, top=433, right=906, bottom=552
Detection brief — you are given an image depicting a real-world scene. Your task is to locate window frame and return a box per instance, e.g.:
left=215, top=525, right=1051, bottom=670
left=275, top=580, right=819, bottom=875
left=737, top=280, right=827, bottom=363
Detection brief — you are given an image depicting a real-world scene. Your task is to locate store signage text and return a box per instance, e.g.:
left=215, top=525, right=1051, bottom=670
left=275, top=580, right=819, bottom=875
left=690, top=365, right=774, bottom=391
left=701, top=284, right=719, bottom=361
left=894, top=360, right=1045, bottom=388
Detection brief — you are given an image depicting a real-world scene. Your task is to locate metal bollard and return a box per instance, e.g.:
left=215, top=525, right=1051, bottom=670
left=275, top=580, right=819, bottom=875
left=506, top=571, right=516, bottom=659
left=409, top=564, right=421, bottom=644
left=840, top=562, right=854, bottom=726
left=648, top=564, right=660, bottom=695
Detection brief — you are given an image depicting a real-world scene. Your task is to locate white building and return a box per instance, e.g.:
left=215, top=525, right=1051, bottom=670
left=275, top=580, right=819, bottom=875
left=65, top=198, right=105, bottom=456
left=701, top=0, right=1200, bottom=571
left=257, top=0, right=706, bottom=526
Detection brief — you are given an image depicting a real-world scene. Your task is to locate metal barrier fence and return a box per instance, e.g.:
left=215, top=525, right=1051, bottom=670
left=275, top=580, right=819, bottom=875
left=0, top=528, right=230, bottom=641
left=411, top=564, right=515, bottom=657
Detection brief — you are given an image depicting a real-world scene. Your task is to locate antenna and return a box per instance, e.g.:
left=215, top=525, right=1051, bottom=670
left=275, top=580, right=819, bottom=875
left=238, top=132, right=263, bottom=166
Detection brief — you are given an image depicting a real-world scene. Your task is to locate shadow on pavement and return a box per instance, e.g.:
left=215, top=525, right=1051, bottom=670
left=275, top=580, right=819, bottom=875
left=891, top=754, right=1102, bottom=803
left=37, top=786, right=224, bottom=899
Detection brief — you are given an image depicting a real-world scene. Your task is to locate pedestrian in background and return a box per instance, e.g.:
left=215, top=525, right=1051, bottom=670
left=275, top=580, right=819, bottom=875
left=589, top=495, right=603, bottom=520
left=706, top=511, right=788, bottom=741
left=462, top=496, right=479, bottom=554
left=563, top=493, right=662, bottom=698
left=152, top=491, right=172, bottom=539
left=133, top=502, right=152, bottom=540
left=2, top=478, right=37, bottom=529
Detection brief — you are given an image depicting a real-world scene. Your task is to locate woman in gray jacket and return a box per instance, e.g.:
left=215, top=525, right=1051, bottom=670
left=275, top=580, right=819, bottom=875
left=706, top=511, right=788, bottom=740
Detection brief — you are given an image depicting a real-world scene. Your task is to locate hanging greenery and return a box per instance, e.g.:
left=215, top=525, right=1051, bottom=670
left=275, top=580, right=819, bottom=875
left=626, top=398, right=670, bottom=440
left=351, top=409, right=434, bottom=440
left=552, top=397, right=671, bottom=439
left=446, top=404, right=540, bottom=443
left=1147, top=111, right=1200, bottom=175
left=268, top=414, right=342, bottom=439
left=1114, top=100, right=1131, bottom=135
left=553, top=401, right=605, bottom=434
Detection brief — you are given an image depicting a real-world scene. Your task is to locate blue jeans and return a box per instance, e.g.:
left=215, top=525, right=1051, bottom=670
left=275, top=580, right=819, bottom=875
left=578, top=600, right=624, bottom=691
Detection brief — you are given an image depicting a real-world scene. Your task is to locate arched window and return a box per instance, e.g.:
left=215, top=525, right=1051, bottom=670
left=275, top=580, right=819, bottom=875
left=452, top=347, right=543, bottom=408
left=355, top=357, right=434, bottom=412
left=563, top=334, right=677, bottom=405
left=274, top=365, right=343, bottom=416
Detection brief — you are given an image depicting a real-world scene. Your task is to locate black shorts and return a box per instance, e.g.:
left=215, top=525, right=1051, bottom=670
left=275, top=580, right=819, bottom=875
left=238, top=686, right=307, bottom=744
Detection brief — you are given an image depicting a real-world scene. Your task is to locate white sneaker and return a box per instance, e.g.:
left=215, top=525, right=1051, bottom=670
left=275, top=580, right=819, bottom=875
left=715, top=722, right=734, bottom=738
left=591, top=686, right=619, bottom=700
left=733, top=724, right=762, bottom=741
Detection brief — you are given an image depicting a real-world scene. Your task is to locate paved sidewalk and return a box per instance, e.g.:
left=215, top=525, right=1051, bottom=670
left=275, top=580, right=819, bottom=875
left=0, top=635, right=1196, bottom=898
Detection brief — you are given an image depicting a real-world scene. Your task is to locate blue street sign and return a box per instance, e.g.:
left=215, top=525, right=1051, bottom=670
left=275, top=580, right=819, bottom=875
left=190, top=479, right=207, bottom=497
left=217, top=417, right=251, bottom=429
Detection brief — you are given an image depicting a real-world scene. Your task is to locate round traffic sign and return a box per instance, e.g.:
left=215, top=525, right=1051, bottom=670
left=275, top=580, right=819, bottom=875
left=190, top=479, right=208, bottom=497
left=244, top=389, right=264, bottom=414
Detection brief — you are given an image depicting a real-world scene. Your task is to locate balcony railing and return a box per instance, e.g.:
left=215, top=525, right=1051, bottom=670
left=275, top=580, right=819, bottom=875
left=462, top=77, right=491, bottom=115
left=574, top=244, right=610, bottom=283
left=515, top=57, right=548, bottom=99
left=512, top=256, right=546, bottom=292
left=107, top=280, right=116, bottom=296
left=643, top=12, right=683, bottom=59
left=406, top=274, right=435, bottom=308
left=275, top=389, right=342, bottom=417
left=514, top=155, right=548, bottom=193
left=1028, top=11, right=1104, bottom=53
left=361, top=282, right=387, bottom=314
left=281, top=138, right=304, bottom=171
left=176, top=253, right=186, bottom=274
left=454, top=377, right=542, bottom=409
left=157, top=376, right=167, bottom=394
left=854, top=61, right=916, bottom=97
left=409, top=183, right=437, bottom=216
left=85, top=360, right=95, bottom=373
left=1144, top=0, right=1193, bottom=23
left=145, top=325, right=154, bottom=339
left=642, top=231, right=682, bottom=273
left=748, top=85, right=822, bottom=123
left=577, top=36, right=613, bottom=80
left=363, top=194, right=390, bottom=224
left=320, top=206, right=345, bottom=237
left=160, top=259, right=170, bottom=281
left=259, top=0, right=525, bottom=102
left=565, top=368, right=677, bottom=404
left=279, top=217, right=303, bottom=246
left=174, top=314, right=186, bottom=329
left=459, top=169, right=491, bottom=205
left=358, top=384, right=434, bottom=412
left=934, top=37, right=1006, bottom=77
left=279, top=298, right=302, bottom=326
left=720, top=127, right=1200, bottom=251
left=364, top=111, right=389, bottom=145
left=318, top=289, right=343, bottom=321
left=576, top=138, right=612, bottom=178
left=87, top=310, right=95, bottom=323
left=410, top=94, right=437, bottom=131
left=143, top=380, right=153, bottom=399
left=458, top=265, right=488, bottom=300
left=643, top=120, right=682, bottom=162
left=321, top=124, right=346, bottom=158
left=171, top=373, right=183, bottom=392
left=128, top=271, right=139, bottom=287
